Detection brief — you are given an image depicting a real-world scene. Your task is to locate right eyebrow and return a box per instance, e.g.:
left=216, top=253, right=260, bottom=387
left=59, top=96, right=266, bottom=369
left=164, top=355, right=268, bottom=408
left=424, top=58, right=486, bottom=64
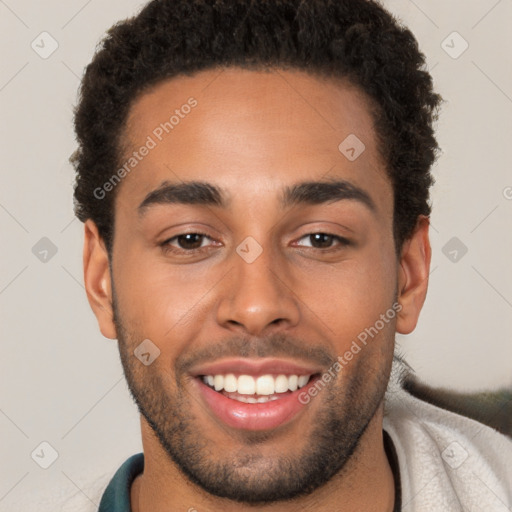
left=138, top=180, right=228, bottom=216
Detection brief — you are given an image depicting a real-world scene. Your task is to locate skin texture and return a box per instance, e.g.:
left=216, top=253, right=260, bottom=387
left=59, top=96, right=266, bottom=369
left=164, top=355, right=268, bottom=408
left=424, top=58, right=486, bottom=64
left=83, top=68, right=431, bottom=512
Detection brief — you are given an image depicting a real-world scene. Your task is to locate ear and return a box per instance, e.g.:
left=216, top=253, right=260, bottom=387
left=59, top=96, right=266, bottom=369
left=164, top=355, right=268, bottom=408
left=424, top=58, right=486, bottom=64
left=396, top=216, right=431, bottom=334
left=83, top=219, right=117, bottom=339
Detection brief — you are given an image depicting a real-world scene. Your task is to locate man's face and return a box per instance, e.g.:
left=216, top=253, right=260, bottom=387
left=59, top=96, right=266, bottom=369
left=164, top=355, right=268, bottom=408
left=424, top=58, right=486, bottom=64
left=106, top=68, right=400, bottom=502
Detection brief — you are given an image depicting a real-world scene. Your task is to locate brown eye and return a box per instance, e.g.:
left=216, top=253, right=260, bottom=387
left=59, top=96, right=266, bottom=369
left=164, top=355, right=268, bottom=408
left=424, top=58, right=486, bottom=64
left=295, top=233, right=350, bottom=249
left=176, top=233, right=205, bottom=249
left=309, top=233, right=335, bottom=248
left=163, top=233, right=211, bottom=251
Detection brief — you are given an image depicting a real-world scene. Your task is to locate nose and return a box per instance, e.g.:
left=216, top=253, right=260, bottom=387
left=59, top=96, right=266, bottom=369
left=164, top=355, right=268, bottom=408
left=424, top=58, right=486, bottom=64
left=216, top=241, right=301, bottom=336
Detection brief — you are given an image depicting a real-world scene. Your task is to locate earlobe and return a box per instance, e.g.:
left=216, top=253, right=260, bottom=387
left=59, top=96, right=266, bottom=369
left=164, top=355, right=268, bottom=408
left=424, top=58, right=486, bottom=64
left=396, top=216, right=431, bottom=335
left=83, top=220, right=117, bottom=339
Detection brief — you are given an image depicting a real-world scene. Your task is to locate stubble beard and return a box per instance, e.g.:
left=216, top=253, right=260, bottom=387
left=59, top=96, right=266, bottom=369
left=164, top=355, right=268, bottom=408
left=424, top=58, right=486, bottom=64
left=113, top=301, right=392, bottom=505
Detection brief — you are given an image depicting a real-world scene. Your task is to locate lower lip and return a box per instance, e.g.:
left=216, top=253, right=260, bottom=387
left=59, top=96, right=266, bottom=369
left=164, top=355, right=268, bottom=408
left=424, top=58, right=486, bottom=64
left=195, top=377, right=318, bottom=431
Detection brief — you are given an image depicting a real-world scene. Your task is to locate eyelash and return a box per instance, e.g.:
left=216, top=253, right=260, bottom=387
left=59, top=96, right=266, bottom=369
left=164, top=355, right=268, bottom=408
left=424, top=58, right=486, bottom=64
left=160, top=232, right=351, bottom=255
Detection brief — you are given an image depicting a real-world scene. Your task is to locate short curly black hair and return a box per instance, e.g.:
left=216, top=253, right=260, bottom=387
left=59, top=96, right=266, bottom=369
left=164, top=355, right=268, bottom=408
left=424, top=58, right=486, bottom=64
left=72, top=0, right=442, bottom=253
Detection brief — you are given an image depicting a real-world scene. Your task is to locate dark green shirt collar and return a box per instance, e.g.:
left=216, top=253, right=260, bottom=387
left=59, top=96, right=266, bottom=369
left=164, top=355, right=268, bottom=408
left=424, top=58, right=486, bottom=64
left=98, top=453, right=144, bottom=512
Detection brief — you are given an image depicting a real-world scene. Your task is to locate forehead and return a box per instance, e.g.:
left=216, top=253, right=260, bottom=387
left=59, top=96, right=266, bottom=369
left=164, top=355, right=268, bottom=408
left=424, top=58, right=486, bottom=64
left=119, top=67, right=392, bottom=213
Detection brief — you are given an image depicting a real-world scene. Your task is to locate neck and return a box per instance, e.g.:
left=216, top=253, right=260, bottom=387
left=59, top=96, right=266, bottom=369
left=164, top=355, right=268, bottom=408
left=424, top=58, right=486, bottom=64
left=131, top=406, right=395, bottom=512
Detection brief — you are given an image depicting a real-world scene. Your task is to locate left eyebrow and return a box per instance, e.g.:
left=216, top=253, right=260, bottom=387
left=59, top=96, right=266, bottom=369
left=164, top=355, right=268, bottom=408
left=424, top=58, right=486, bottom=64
left=281, top=179, right=376, bottom=212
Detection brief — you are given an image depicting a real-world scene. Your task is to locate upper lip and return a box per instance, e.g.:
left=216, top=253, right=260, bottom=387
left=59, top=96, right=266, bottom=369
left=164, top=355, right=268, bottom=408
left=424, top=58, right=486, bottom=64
left=190, top=358, right=323, bottom=377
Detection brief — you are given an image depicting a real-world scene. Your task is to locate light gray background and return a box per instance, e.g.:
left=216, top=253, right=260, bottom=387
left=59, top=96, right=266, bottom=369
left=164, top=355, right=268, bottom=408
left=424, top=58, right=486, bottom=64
left=1, top=0, right=511, bottom=510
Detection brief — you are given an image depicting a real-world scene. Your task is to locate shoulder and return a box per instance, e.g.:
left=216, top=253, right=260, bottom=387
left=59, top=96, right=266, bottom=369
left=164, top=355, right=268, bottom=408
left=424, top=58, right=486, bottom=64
left=384, top=365, right=512, bottom=512
left=3, top=471, right=112, bottom=512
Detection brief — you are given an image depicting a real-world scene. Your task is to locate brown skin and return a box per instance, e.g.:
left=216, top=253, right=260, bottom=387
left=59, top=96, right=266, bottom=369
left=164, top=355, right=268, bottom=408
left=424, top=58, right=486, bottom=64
left=83, top=68, right=431, bottom=512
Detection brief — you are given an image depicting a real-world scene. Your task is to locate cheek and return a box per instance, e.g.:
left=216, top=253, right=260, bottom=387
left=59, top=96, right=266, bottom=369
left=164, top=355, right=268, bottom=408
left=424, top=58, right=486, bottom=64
left=112, top=250, right=221, bottom=353
left=294, top=245, right=398, bottom=349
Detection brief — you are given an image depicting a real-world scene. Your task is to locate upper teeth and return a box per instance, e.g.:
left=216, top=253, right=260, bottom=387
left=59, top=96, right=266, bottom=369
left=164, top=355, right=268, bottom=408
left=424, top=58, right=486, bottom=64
left=202, top=374, right=311, bottom=395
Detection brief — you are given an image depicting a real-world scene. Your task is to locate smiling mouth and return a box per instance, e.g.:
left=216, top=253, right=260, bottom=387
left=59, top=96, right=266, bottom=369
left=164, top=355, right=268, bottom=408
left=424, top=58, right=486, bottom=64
left=199, top=373, right=316, bottom=403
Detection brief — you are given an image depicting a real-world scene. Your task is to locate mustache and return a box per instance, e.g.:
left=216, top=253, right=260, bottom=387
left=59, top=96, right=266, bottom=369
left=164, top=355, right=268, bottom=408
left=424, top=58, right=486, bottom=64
left=176, top=332, right=336, bottom=375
